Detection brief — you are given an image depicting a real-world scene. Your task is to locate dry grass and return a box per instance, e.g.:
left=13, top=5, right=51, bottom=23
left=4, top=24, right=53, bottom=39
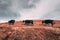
left=0, top=20, right=60, bottom=40
left=0, top=27, right=60, bottom=40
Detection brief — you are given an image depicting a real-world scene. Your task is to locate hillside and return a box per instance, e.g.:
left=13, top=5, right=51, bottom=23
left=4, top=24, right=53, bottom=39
left=0, top=20, right=60, bottom=40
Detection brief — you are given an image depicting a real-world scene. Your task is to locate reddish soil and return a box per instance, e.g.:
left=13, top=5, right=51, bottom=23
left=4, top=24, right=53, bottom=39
left=0, top=20, right=60, bottom=40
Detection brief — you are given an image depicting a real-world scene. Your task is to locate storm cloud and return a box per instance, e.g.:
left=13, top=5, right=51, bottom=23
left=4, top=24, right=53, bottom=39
left=0, top=0, right=60, bottom=22
left=0, top=0, right=20, bottom=22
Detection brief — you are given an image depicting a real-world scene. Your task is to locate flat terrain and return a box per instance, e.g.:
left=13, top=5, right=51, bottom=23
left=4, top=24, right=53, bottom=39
left=0, top=20, right=60, bottom=40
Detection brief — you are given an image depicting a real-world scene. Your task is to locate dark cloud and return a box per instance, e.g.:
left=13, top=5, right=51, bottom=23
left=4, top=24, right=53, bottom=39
left=0, top=0, right=20, bottom=20
left=0, top=0, right=40, bottom=22
left=17, top=0, right=40, bottom=9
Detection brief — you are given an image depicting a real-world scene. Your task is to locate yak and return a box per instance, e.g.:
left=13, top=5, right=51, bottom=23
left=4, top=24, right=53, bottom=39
left=8, top=20, right=15, bottom=25
left=23, top=20, right=33, bottom=25
left=42, top=20, right=54, bottom=26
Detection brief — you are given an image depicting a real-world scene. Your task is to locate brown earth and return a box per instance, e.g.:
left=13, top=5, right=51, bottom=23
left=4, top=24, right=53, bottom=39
left=0, top=20, right=60, bottom=40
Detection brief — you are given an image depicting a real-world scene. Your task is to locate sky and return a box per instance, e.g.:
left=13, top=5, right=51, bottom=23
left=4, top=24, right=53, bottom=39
left=0, top=0, right=60, bottom=22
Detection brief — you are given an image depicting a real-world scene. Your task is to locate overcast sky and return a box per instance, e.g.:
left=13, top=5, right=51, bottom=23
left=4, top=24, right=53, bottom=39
left=0, top=0, right=60, bottom=22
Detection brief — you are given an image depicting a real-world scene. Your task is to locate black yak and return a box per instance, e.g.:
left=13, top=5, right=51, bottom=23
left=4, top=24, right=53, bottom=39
left=8, top=20, right=15, bottom=25
left=42, top=20, right=54, bottom=26
left=23, top=20, right=33, bottom=25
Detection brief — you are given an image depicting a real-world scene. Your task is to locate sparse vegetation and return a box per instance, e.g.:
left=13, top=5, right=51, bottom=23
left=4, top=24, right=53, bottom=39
left=0, top=20, right=60, bottom=40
